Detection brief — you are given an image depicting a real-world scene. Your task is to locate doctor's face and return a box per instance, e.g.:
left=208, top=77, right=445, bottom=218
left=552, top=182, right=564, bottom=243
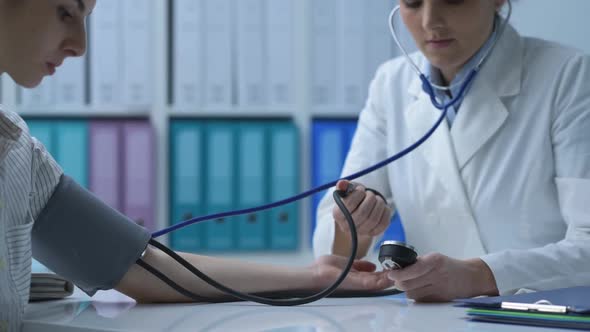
left=0, top=0, right=95, bottom=88
left=399, top=0, right=506, bottom=82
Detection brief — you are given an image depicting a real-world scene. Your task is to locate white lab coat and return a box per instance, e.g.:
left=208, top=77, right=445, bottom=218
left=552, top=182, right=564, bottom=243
left=313, top=24, right=590, bottom=294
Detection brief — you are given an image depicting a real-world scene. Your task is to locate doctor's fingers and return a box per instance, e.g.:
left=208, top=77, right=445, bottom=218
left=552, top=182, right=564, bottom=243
left=334, top=194, right=376, bottom=233
left=368, top=205, right=393, bottom=237
left=393, top=270, right=436, bottom=292
left=347, top=192, right=380, bottom=234
left=332, top=186, right=369, bottom=227
left=356, top=195, right=388, bottom=234
left=336, top=182, right=367, bottom=213
left=387, top=255, right=437, bottom=282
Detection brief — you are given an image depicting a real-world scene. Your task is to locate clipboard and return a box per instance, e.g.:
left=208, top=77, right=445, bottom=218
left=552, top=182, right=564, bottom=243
left=455, top=286, right=590, bottom=330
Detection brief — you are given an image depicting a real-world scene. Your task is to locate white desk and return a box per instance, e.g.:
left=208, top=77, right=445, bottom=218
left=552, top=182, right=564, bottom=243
left=23, top=289, right=569, bottom=332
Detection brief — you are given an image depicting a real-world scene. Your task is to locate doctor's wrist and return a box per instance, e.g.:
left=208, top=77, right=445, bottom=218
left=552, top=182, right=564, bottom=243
left=467, top=258, right=499, bottom=297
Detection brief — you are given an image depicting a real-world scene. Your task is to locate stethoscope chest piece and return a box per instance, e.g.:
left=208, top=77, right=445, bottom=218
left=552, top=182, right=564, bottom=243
left=379, top=241, right=417, bottom=270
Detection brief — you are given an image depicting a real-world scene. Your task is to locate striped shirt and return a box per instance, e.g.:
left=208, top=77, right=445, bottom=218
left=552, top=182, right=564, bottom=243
left=0, top=107, right=62, bottom=332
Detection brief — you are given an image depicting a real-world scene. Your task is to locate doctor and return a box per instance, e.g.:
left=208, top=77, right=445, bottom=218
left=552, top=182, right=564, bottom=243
left=314, top=0, right=590, bottom=302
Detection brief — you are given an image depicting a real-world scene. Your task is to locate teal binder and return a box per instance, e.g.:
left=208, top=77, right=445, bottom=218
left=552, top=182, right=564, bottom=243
left=268, top=121, right=299, bottom=250
left=170, top=121, right=205, bottom=252
left=54, top=121, right=89, bottom=188
left=236, top=122, right=268, bottom=251
left=204, top=122, right=236, bottom=251
left=26, top=121, right=55, bottom=154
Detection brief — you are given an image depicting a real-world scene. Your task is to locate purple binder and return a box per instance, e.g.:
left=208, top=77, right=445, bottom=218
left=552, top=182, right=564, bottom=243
left=122, top=121, right=155, bottom=231
left=89, top=121, right=122, bottom=211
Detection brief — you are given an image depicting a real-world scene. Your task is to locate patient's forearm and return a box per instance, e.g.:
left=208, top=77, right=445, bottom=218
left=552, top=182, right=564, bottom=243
left=115, top=246, right=313, bottom=303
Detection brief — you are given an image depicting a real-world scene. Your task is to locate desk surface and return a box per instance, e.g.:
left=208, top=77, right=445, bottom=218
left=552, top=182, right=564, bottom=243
left=22, top=289, right=571, bottom=332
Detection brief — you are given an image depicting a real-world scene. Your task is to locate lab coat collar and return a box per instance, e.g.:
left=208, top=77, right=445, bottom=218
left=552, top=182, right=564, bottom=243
left=407, top=23, right=523, bottom=99
left=406, top=23, right=521, bottom=170
left=451, top=78, right=509, bottom=169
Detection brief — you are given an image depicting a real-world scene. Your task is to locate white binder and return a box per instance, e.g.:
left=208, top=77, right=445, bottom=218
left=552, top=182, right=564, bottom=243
left=90, top=0, right=122, bottom=106
left=20, top=77, right=55, bottom=108
left=236, top=0, right=267, bottom=107
left=365, top=0, right=395, bottom=89
left=204, top=0, right=233, bottom=109
left=173, top=0, right=204, bottom=108
left=311, top=0, right=338, bottom=108
left=122, top=0, right=153, bottom=107
left=338, top=0, right=365, bottom=109
left=266, top=0, right=294, bottom=109
left=54, top=56, right=86, bottom=107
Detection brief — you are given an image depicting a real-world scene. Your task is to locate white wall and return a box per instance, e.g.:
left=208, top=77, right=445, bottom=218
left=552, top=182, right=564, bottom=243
left=510, top=0, right=590, bottom=53
left=389, top=0, right=590, bottom=55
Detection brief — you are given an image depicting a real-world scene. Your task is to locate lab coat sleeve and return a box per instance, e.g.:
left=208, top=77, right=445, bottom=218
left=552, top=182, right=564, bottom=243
left=312, top=63, right=396, bottom=258
left=480, top=54, right=590, bottom=294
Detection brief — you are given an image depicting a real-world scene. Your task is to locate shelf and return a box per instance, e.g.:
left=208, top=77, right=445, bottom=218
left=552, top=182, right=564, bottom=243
left=169, top=109, right=296, bottom=119
left=18, top=110, right=152, bottom=119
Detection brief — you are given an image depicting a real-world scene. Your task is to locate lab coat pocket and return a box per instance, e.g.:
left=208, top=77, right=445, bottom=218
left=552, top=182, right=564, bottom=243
left=6, top=220, right=34, bottom=306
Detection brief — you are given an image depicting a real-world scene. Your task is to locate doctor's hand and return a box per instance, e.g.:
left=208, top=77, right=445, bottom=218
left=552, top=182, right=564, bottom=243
left=387, top=253, right=499, bottom=302
left=309, top=255, right=395, bottom=292
left=332, top=180, right=393, bottom=237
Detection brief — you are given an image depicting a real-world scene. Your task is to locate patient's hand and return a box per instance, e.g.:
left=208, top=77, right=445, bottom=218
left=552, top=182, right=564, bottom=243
left=309, top=255, right=395, bottom=291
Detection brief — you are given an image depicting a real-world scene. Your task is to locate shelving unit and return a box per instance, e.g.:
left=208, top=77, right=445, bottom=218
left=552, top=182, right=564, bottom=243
left=2, top=0, right=399, bottom=256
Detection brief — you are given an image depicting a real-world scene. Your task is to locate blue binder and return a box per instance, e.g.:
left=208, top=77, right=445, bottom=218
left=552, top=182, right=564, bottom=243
left=341, top=121, right=357, bottom=155
left=54, top=121, right=89, bottom=188
left=204, top=121, right=237, bottom=251
left=268, top=121, right=299, bottom=250
left=311, top=120, right=351, bottom=243
left=170, top=121, right=205, bottom=252
left=311, top=119, right=406, bottom=247
left=236, top=123, right=268, bottom=251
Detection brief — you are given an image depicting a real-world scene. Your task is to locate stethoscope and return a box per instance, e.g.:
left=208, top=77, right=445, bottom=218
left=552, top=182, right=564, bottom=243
left=138, top=1, right=513, bottom=306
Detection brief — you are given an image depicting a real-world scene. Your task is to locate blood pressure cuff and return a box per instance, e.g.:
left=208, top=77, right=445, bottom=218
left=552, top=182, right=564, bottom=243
left=31, top=175, right=151, bottom=296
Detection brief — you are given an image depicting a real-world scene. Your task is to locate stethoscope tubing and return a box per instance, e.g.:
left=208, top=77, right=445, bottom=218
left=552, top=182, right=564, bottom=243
left=152, top=0, right=512, bottom=239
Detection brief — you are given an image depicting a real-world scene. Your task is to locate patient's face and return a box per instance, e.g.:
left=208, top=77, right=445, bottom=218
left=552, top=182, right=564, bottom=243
left=0, top=0, right=96, bottom=88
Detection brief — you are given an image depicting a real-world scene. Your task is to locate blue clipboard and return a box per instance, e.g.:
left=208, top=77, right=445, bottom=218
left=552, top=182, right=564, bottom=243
left=455, top=286, right=590, bottom=314
left=455, top=287, right=590, bottom=330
